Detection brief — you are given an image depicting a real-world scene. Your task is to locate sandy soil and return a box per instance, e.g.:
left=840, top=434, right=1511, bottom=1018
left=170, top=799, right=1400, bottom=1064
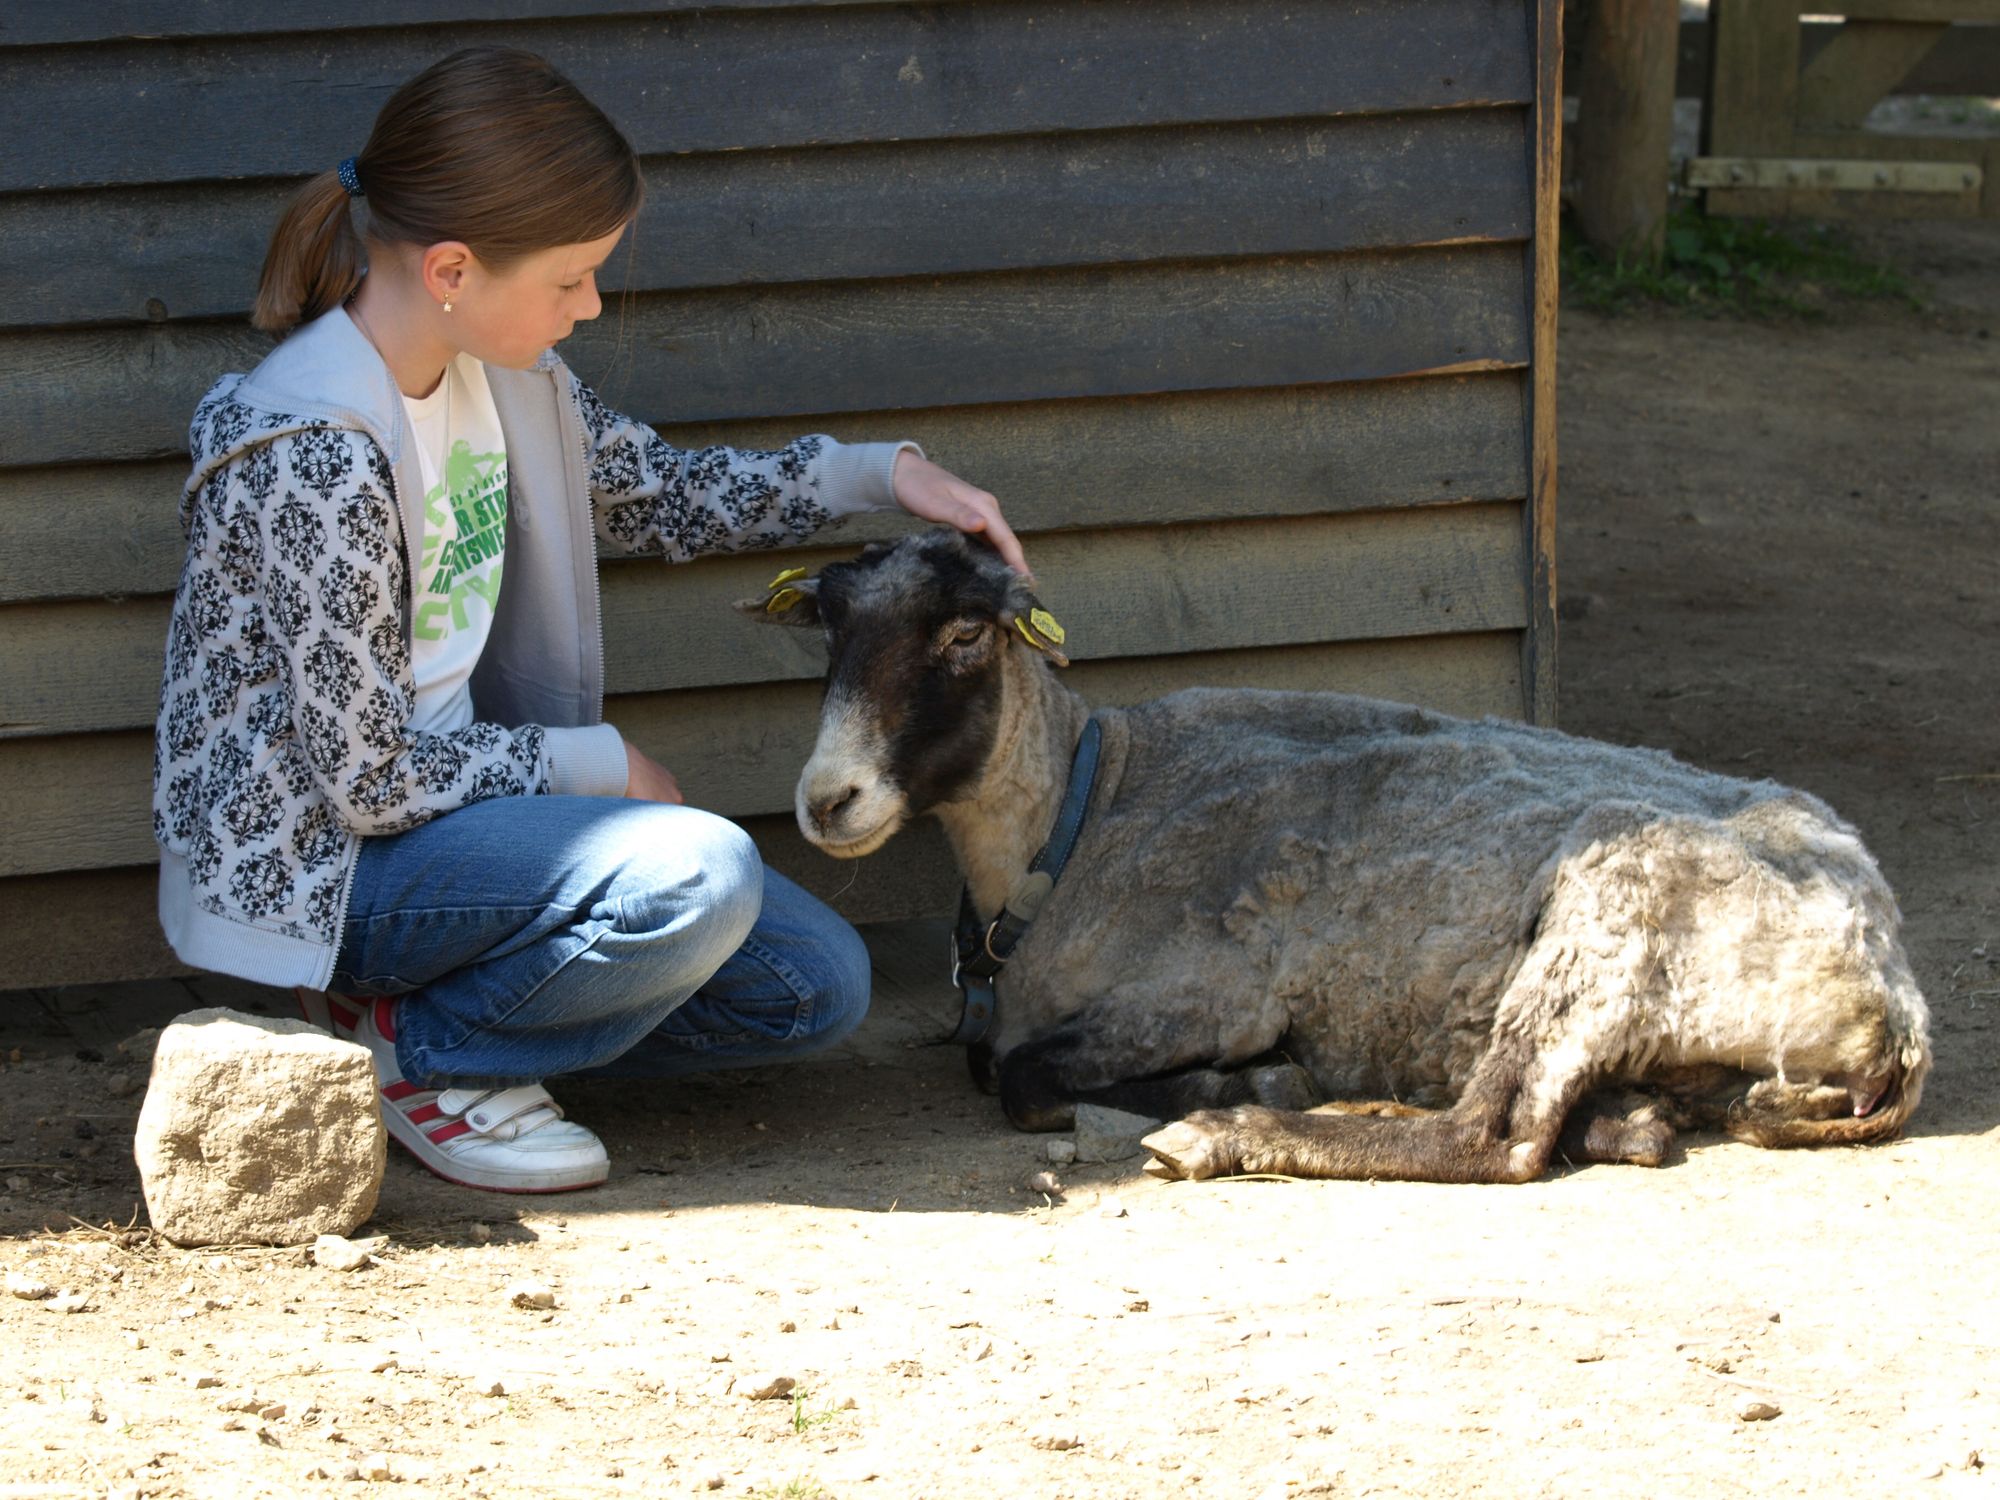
left=3, top=219, right=1997, bottom=1500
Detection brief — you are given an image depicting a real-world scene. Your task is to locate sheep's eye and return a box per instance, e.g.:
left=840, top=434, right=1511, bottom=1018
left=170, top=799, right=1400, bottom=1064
left=951, top=622, right=986, bottom=645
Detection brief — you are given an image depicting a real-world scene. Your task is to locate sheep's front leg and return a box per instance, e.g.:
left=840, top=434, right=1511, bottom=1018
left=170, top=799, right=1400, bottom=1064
left=995, top=1020, right=1308, bottom=1132
left=1143, top=1103, right=1554, bottom=1183
left=1145, top=1008, right=1607, bottom=1184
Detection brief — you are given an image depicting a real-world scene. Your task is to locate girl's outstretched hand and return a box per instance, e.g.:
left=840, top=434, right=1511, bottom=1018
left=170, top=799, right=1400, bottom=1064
left=891, top=450, right=1030, bottom=578
left=623, top=739, right=684, bottom=805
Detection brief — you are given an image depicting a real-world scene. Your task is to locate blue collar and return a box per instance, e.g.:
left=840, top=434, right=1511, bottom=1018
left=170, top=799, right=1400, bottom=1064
left=948, top=715, right=1103, bottom=1046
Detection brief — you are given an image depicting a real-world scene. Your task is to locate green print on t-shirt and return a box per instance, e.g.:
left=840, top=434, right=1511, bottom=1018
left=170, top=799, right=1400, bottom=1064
left=414, top=440, right=507, bottom=641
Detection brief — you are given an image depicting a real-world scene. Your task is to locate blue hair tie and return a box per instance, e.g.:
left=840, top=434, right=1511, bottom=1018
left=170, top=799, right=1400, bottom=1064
left=337, top=157, right=364, bottom=198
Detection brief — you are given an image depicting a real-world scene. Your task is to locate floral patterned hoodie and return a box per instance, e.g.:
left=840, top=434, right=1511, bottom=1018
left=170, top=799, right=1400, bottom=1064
left=154, top=306, right=911, bottom=989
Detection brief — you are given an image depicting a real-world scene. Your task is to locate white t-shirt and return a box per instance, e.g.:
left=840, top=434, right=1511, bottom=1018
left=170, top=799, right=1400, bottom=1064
left=401, top=355, right=508, bottom=736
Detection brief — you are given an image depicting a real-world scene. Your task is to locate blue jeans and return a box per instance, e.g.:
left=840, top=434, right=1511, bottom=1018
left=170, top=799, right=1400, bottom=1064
left=329, top=796, right=871, bottom=1090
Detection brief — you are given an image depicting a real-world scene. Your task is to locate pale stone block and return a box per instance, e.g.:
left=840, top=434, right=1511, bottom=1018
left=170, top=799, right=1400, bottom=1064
left=133, top=1009, right=385, bottom=1247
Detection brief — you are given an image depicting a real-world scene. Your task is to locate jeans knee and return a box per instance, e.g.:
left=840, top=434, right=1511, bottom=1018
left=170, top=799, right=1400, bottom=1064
left=611, top=808, right=762, bottom=974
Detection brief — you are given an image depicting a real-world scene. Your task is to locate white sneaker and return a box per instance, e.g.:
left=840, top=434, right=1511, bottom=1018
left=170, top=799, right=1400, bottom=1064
left=294, top=986, right=361, bottom=1038
left=307, top=991, right=608, bottom=1194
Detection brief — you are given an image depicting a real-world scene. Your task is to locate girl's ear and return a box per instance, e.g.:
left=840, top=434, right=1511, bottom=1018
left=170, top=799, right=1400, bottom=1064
left=419, top=240, right=475, bottom=307
left=735, top=569, right=822, bottom=627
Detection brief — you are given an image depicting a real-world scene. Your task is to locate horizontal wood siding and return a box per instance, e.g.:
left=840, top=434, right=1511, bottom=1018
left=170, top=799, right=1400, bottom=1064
left=7, top=113, right=1533, bottom=330
left=2, top=628, right=1529, bottom=880
left=1, top=247, right=1531, bottom=466
left=3, top=2, right=1531, bottom=191
left=0, top=0, right=1555, bottom=986
left=4, top=503, right=1527, bottom=742
left=0, top=374, right=1529, bottom=603
left=0, top=628, right=1524, bottom=987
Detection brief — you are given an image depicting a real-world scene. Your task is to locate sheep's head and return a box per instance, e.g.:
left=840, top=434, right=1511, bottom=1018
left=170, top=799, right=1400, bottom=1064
left=739, top=529, right=1067, bottom=857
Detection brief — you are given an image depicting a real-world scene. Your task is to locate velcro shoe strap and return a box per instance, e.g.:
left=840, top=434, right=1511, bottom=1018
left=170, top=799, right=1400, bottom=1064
left=436, top=1084, right=565, bottom=1139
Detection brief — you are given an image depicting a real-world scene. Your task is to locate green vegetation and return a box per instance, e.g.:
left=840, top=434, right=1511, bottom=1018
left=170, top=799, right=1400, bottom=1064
left=790, top=1387, right=839, bottom=1435
left=748, top=1480, right=829, bottom=1499
left=1561, top=202, right=1923, bottom=318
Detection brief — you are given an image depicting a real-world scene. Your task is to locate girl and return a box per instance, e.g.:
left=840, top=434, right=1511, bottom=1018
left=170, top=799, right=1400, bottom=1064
left=153, top=46, right=1026, bottom=1193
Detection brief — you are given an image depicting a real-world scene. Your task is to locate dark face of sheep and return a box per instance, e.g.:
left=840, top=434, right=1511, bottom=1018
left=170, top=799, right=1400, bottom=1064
left=741, top=531, right=1058, bottom=857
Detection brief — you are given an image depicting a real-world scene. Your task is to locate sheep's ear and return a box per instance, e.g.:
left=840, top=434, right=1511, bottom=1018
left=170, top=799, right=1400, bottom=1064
left=735, top=566, right=822, bottom=626
left=1004, top=594, right=1071, bottom=668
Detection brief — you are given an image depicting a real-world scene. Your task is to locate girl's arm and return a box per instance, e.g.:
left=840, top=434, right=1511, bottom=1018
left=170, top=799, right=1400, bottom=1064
left=257, top=427, right=599, bottom=834
left=573, top=373, right=911, bottom=562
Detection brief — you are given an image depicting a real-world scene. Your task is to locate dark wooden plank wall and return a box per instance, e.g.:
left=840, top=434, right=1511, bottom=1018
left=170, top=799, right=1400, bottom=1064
left=0, top=0, right=1560, bottom=987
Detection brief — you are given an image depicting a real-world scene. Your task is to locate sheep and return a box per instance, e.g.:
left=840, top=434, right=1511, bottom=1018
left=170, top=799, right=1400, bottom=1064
left=745, top=529, right=1932, bottom=1182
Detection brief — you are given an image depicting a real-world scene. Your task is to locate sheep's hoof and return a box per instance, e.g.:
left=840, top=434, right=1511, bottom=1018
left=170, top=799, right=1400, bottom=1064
left=1246, top=1063, right=1319, bottom=1112
left=1141, top=1114, right=1241, bottom=1181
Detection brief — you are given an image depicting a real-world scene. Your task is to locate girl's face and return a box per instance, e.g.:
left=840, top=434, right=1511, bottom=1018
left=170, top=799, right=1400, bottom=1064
left=450, top=224, right=628, bottom=369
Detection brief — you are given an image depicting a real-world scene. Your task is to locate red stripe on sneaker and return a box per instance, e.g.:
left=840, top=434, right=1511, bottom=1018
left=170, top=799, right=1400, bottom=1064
left=382, top=1080, right=424, bottom=1102
left=373, top=996, right=398, bottom=1043
left=428, top=1120, right=473, bottom=1144
left=406, top=1103, right=444, bottom=1126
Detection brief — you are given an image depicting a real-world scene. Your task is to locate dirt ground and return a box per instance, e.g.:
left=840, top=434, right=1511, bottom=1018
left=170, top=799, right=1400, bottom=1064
left=4, top=217, right=1998, bottom=1500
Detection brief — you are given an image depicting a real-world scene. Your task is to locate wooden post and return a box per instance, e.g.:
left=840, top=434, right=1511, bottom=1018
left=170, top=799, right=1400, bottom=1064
left=1574, top=0, right=1681, bottom=260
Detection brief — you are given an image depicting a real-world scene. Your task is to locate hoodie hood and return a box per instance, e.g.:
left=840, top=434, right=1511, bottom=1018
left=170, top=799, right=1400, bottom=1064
left=181, top=308, right=412, bottom=534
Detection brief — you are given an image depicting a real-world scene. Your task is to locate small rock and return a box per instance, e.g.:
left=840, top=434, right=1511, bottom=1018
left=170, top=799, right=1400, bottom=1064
left=310, top=1234, right=371, bottom=1273
left=4, top=1271, right=52, bottom=1300
left=1044, top=1139, right=1077, bottom=1166
left=117, top=1027, right=162, bottom=1064
left=1073, top=1103, right=1163, bottom=1164
left=304, top=1466, right=330, bottom=1481
left=370, top=1357, right=397, bottom=1374
left=4, top=1175, right=28, bottom=1195
left=1099, top=1197, right=1129, bottom=1219
left=705, top=1478, right=725, bottom=1492
left=340, top=1463, right=362, bottom=1481
left=779, top=1321, right=796, bottom=1333
left=193, top=1374, right=225, bottom=1389
left=105, top=1071, right=142, bottom=1099
left=470, top=1223, right=492, bottom=1244
left=133, top=1010, right=386, bottom=1248
left=483, top=1381, right=505, bottom=1398
left=44, top=1288, right=90, bottom=1315
left=1027, top=1171, right=1063, bottom=1197
left=357, top=1453, right=392, bottom=1481
left=744, top=1376, right=797, bottom=1401
left=1032, top=1433, right=1082, bottom=1451
left=260, top=1402, right=288, bottom=1421
left=509, top=1281, right=556, bottom=1311
left=1737, top=1400, right=1782, bottom=1422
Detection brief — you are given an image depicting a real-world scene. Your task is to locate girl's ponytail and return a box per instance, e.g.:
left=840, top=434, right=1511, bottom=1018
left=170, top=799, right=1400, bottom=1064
left=248, top=48, right=642, bottom=340
left=252, top=168, right=367, bottom=336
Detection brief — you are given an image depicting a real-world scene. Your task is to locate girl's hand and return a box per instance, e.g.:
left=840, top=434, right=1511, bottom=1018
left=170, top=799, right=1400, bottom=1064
left=623, top=740, right=684, bottom=805
left=891, top=450, right=1030, bottom=578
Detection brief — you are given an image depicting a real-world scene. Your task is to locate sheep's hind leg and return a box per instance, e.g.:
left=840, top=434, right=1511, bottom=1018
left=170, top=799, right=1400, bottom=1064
left=1557, top=1093, right=1678, bottom=1168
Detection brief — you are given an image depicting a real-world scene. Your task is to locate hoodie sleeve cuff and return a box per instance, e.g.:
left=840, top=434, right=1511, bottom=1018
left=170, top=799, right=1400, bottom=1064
left=543, top=723, right=630, bottom=798
left=814, top=439, right=925, bottom=518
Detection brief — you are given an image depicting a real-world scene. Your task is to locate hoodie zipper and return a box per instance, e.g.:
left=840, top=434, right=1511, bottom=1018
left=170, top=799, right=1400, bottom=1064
left=558, top=369, right=607, bottom=725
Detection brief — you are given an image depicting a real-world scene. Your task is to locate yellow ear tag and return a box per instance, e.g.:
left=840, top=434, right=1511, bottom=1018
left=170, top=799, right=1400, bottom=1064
left=767, top=566, right=807, bottom=591
left=766, top=587, right=805, bottom=614
left=1028, top=608, right=1066, bottom=646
